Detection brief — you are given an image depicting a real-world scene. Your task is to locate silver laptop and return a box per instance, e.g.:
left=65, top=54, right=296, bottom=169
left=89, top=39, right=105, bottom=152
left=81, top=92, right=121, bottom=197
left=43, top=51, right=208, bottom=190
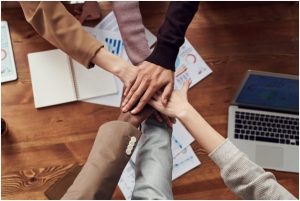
left=228, top=70, right=299, bottom=173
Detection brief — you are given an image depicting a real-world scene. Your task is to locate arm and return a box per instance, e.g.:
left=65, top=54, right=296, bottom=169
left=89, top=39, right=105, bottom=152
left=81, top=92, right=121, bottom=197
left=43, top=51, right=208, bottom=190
left=61, top=107, right=153, bottom=200
left=122, top=2, right=199, bottom=114
left=149, top=81, right=297, bottom=200
left=20, top=1, right=137, bottom=89
left=132, top=116, right=173, bottom=199
left=61, top=121, right=141, bottom=200
left=146, top=1, right=199, bottom=71
left=112, top=1, right=151, bottom=65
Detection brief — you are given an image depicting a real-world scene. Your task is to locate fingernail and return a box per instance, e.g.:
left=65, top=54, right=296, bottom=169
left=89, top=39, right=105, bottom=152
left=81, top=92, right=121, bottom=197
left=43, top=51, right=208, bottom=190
left=131, top=109, right=136, bottom=114
left=122, top=107, right=127, bottom=112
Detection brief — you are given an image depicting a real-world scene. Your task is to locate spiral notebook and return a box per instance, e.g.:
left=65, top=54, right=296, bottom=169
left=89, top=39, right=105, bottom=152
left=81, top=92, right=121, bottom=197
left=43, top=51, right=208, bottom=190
left=28, top=49, right=117, bottom=108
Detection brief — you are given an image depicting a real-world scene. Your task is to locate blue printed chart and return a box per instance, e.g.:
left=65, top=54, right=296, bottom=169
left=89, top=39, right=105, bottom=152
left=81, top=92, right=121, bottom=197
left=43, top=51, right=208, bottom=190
left=104, top=37, right=124, bottom=56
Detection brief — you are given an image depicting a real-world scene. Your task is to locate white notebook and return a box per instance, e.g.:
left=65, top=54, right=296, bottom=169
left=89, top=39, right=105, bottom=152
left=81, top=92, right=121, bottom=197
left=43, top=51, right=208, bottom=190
left=28, top=49, right=117, bottom=108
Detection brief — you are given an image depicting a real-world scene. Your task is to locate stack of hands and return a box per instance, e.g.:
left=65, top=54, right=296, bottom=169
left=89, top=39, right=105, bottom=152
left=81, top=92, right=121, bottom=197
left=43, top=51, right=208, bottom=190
left=117, top=60, right=177, bottom=128
left=75, top=1, right=183, bottom=127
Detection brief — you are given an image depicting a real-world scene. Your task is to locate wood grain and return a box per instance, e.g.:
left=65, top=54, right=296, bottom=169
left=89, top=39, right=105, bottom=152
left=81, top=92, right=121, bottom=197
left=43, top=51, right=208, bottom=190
left=1, top=2, right=299, bottom=199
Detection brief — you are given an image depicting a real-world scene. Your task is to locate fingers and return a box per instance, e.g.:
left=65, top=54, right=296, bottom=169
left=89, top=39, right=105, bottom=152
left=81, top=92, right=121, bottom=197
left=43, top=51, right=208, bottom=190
left=122, top=76, right=142, bottom=107
left=152, top=93, right=160, bottom=101
left=131, top=86, right=157, bottom=114
left=161, top=82, right=173, bottom=105
left=153, top=111, right=163, bottom=123
left=181, top=79, right=191, bottom=94
left=123, top=82, right=147, bottom=112
left=169, top=117, right=176, bottom=124
left=148, top=99, right=161, bottom=112
left=123, top=76, right=136, bottom=97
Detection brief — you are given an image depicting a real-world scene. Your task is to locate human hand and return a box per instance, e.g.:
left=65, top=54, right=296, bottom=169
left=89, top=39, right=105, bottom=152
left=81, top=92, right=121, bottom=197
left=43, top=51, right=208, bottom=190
left=117, top=62, right=139, bottom=95
left=118, top=105, right=153, bottom=128
left=74, top=2, right=102, bottom=24
left=148, top=80, right=192, bottom=118
left=121, top=61, right=174, bottom=114
left=92, top=48, right=138, bottom=94
left=153, top=110, right=176, bottom=128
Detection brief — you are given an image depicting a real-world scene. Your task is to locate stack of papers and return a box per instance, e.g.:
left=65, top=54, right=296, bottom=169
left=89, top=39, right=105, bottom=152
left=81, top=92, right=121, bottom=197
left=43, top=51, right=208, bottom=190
left=81, top=11, right=213, bottom=199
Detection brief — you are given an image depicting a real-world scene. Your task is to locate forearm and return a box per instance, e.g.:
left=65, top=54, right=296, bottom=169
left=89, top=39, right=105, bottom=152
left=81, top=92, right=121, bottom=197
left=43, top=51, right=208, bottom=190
left=132, top=117, right=173, bottom=199
left=62, top=121, right=141, bottom=200
left=209, top=140, right=297, bottom=199
left=177, top=104, right=225, bottom=153
left=146, top=1, right=199, bottom=71
left=20, top=1, right=103, bottom=68
left=113, top=1, right=151, bottom=65
left=91, top=48, right=127, bottom=77
left=177, top=104, right=296, bottom=199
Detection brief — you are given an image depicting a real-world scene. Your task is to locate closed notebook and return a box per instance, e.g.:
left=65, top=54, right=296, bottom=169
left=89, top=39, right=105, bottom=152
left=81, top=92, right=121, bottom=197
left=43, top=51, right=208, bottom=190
left=28, top=49, right=117, bottom=108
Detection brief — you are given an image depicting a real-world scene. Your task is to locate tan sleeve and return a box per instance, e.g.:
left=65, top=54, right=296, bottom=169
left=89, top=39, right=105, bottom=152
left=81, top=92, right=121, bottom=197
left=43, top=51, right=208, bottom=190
left=61, top=121, right=141, bottom=200
left=19, top=1, right=104, bottom=68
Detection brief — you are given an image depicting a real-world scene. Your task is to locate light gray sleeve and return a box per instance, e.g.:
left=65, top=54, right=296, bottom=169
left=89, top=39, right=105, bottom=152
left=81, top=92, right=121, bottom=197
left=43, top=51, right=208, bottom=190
left=209, top=139, right=297, bottom=200
left=132, top=117, right=173, bottom=200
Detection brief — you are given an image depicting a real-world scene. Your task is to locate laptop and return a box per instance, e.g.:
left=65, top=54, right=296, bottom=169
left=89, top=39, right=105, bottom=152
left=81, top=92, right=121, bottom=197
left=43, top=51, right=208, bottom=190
left=228, top=70, right=299, bottom=173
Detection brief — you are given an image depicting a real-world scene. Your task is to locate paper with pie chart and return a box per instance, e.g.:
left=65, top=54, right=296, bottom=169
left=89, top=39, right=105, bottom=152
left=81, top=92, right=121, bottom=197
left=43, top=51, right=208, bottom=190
left=1, top=21, right=17, bottom=83
left=174, top=39, right=212, bottom=89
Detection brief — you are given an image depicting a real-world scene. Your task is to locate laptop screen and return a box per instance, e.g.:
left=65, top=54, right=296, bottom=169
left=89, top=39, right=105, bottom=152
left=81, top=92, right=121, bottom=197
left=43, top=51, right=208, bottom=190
left=235, top=73, right=299, bottom=113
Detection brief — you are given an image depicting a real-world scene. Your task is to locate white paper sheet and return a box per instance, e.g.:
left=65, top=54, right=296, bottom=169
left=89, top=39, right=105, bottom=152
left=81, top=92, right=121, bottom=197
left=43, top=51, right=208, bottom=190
left=118, top=145, right=201, bottom=200
left=172, top=145, right=201, bottom=180
left=174, top=39, right=212, bottom=89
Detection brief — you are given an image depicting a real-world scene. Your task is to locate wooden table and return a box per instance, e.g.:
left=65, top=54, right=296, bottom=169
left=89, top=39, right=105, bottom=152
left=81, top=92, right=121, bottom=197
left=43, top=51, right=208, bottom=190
left=2, top=2, right=299, bottom=199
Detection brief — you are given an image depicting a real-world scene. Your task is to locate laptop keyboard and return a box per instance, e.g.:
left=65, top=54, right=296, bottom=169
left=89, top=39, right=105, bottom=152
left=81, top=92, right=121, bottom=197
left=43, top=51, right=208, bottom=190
left=234, top=111, right=299, bottom=146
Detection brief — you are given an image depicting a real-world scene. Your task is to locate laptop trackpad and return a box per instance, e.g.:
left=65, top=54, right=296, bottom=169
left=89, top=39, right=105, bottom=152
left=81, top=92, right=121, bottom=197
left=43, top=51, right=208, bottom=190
left=255, top=145, right=284, bottom=168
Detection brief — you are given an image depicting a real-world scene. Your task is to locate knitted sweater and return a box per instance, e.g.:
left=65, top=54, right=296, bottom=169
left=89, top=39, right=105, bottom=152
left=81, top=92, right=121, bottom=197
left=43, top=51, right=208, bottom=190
left=209, top=140, right=297, bottom=200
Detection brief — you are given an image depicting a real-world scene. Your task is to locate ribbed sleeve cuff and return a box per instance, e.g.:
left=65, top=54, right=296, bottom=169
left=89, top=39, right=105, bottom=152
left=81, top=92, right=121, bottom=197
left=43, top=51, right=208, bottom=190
left=208, top=139, right=240, bottom=168
left=145, top=41, right=179, bottom=71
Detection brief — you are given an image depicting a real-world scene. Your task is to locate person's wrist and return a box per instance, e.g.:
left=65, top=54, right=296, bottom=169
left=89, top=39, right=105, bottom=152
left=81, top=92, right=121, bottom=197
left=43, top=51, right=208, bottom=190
left=176, top=103, right=193, bottom=121
left=118, top=112, right=139, bottom=128
left=115, top=60, right=130, bottom=80
left=93, top=48, right=123, bottom=76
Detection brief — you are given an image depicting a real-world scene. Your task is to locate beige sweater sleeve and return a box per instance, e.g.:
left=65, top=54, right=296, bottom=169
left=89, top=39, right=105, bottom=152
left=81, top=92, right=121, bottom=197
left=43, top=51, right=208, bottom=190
left=20, top=1, right=103, bottom=68
left=209, top=139, right=297, bottom=200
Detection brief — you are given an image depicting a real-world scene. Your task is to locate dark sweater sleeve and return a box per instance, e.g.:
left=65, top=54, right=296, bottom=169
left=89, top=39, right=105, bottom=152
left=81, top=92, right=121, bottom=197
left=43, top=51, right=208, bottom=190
left=146, top=2, right=199, bottom=71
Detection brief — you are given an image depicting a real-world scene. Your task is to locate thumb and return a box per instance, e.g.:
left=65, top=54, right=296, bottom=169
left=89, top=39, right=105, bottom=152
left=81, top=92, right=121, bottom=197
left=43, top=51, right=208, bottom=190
left=161, top=83, right=173, bottom=105
left=148, top=99, right=160, bottom=111
left=181, top=79, right=191, bottom=94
